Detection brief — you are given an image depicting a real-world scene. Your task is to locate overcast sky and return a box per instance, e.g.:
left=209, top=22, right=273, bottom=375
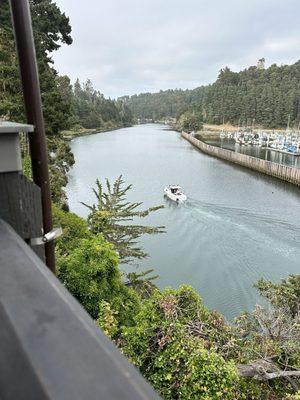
left=53, top=0, right=300, bottom=98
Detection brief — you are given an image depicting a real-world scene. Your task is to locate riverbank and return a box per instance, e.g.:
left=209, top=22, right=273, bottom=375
left=181, top=131, right=300, bottom=186
left=61, top=123, right=131, bottom=140
left=194, top=131, right=220, bottom=140
left=202, top=123, right=293, bottom=133
left=170, top=122, right=220, bottom=140
left=171, top=122, right=292, bottom=141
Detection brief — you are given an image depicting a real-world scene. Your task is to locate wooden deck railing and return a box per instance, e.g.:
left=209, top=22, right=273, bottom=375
left=0, top=219, right=160, bottom=400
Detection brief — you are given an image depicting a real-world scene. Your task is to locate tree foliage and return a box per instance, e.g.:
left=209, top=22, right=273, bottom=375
left=120, top=88, right=206, bottom=122
left=177, top=110, right=203, bottom=132
left=58, top=235, right=140, bottom=325
left=52, top=203, right=90, bottom=254
left=53, top=205, right=140, bottom=328
left=82, top=175, right=164, bottom=264
left=125, top=61, right=300, bottom=129
left=0, top=0, right=74, bottom=206
left=0, top=0, right=72, bottom=133
left=121, top=286, right=239, bottom=399
left=120, top=281, right=300, bottom=399
left=255, top=275, right=300, bottom=318
left=234, top=276, right=300, bottom=397
left=125, top=268, right=159, bottom=298
left=72, top=79, right=133, bottom=130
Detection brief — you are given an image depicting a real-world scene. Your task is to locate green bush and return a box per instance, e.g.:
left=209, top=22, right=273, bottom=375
left=54, top=206, right=140, bottom=329
left=59, top=235, right=140, bottom=327
left=122, top=286, right=239, bottom=399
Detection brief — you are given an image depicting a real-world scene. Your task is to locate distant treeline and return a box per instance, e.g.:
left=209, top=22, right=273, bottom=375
left=123, top=61, right=300, bottom=129
left=71, top=79, right=133, bottom=130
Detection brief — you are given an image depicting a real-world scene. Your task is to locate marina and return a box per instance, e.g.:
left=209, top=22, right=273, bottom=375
left=217, top=128, right=300, bottom=156
left=203, top=135, right=300, bottom=170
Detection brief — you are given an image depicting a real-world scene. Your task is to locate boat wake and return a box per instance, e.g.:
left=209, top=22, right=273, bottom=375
left=180, top=198, right=300, bottom=260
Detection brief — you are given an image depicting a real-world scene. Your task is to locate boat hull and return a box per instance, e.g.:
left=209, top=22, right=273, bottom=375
left=164, top=188, right=187, bottom=202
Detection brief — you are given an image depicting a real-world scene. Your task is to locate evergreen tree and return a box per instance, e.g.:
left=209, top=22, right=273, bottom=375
left=71, top=78, right=133, bottom=129
left=178, top=110, right=203, bottom=132
left=0, top=0, right=74, bottom=206
left=82, top=176, right=164, bottom=264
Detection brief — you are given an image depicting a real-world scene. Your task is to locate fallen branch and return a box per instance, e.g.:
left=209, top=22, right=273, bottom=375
left=263, top=371, right=300, bottom=380
left=237, top=359, right=300, bottom=380
left=237, top=359, right=300, bottom=390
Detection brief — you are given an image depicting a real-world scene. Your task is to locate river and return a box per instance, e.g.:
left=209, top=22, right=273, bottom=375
left=66, top=124, right=300, bottom=320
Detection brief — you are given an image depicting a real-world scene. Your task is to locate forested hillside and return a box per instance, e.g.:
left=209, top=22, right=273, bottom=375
left=120, top=87, right=206, bottom=121
left=72, top=79, right=133, bottom=130
left=124, top=61, right=300, bottom=129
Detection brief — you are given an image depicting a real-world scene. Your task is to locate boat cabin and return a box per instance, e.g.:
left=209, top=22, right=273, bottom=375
left=169, top=185, right=182, bottom=194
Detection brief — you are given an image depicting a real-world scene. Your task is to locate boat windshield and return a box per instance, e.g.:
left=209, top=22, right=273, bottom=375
left=170, top=187, right=182, bottom=194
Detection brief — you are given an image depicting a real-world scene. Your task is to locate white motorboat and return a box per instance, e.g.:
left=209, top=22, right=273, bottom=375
left=164, top=185, right=187, bottom=203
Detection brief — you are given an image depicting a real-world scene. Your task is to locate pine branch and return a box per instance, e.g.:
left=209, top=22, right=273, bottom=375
left=85, top=176, right=165, bottom=264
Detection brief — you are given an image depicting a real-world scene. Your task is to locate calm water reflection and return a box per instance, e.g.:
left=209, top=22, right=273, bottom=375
left=67, top=124, right=300, bottom=320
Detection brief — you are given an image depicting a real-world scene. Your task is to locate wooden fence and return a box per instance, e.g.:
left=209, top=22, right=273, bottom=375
left=181, top=132, right=300, bottom=186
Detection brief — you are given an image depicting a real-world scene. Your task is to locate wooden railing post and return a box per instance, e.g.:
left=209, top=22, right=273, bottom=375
left=0, top=121, right=45, bottom=260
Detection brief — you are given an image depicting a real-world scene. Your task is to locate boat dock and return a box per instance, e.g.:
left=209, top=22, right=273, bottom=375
left=263, top=147, right=300, bottom=156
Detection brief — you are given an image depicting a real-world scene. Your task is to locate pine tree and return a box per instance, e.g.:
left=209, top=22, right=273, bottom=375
left=82, top=176, right=164, bottom=264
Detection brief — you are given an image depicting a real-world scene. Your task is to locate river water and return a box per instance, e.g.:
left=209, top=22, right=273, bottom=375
left=66, top=124, right=300, bottom=320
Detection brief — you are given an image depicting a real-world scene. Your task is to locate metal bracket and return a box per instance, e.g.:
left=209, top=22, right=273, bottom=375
left=30, top=227, right=63, bottom=246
